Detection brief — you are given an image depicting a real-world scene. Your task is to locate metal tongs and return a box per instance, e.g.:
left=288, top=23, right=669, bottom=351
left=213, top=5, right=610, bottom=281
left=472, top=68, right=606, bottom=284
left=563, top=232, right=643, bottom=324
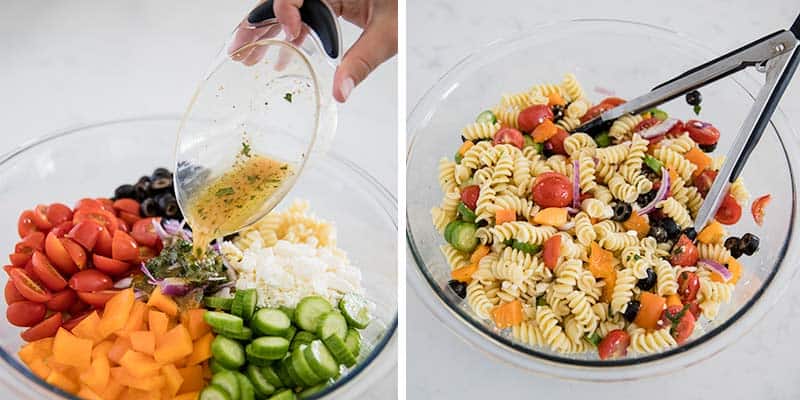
left=580, top=14, right=800, bottom=230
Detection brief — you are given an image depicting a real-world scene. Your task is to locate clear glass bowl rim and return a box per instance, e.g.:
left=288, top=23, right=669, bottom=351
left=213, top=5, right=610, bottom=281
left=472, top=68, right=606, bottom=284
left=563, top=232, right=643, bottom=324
left=407, top=18, right=800, bottom=379
left=0, top=115, right=398, bottom=399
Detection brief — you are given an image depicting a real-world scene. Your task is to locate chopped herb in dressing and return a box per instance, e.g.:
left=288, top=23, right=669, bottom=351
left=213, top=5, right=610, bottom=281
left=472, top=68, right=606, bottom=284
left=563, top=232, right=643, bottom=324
left=215, top=187, right=235, bottom=197
left=284, top=92, right=293, bottom=102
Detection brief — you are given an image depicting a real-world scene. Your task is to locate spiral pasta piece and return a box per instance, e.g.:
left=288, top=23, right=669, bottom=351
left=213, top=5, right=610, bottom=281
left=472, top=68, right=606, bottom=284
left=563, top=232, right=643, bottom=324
left=609, top=114, right=644, bottom=141
left=494, top=195, right=538, bottom=219
left=576, top=155, right=597, bottom=194
left=610, top=268, right=636, bottom=314
left=512, top=321, right=546, bottom=348
left=490, top=222, right=557, bottom=244
left=466, top=280, right=495, bottom=320
left=657, top=197, right=693, bottom=229
left=562, top=73, right=586, bottom=101
left=564, top=133, right=597, bottom=158
left=666, top=133, right=695, bottom=154
left=556, top=116, right=581, bottom=132
left=536, top=306, right=570, bottom=352
left=653, top=147, right=697, bottom=181
left=596, top=143, right=631, bottom=164
left=608, top=174, right=639, bottom=203
left=494, top=105, right=521, bottom=129
left=437, top=158, right=457, bottom=193
left=628, top=327, right=677, bottom=354
left=440, top=244, right=470, bottom=270
left=573, top=212, right=597, bottom=246
left=461, top=121, right=501, bottom=141
left=697, top=243, right=731, bottom=264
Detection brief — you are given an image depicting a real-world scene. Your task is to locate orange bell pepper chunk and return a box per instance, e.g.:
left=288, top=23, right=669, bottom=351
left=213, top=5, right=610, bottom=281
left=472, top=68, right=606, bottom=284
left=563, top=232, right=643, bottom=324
left=589, top=242, right=615, bottom=278
left=684, top=147, right=712, bottom=177
left=547, top=92, right=566, bottom=106
left=495, top=208, right=516, bottom=225
left=666, top=294, right=682, bottom=308
left=634, top=292, right=667, bottom=330
left=491, top=300, right=524, bottom=329
left=451, top=263, right=479, bottom=284
left=457, top=140, right=474, bottom=156
left=623, top=212, right=650, bottom=237
left=469, top=245, right=491, bottom=264
left=147, top=286, right=179, bottom=317
left=53, top=328, right=93, bottom=370
left=532, top=119, right=558, bottom=143
left=532, top=207, right=568, bottom=227
left=601, top=270, right=617, bottom=303
left=727, top=257, right=742, bottom=284
left=697, top=221, right=725, bottom=244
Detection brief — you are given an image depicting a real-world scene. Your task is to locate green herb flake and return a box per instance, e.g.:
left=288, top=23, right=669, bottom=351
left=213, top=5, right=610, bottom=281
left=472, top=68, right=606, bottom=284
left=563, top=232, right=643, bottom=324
left=284, top=92, right=293, bottom=103
left=585, top=332, right=602, bottom=346
left=240, top=142, right=252, bottom=157
left=693, top=104, right=702, bottom=115
left=215, top=187, right=235, bottom=197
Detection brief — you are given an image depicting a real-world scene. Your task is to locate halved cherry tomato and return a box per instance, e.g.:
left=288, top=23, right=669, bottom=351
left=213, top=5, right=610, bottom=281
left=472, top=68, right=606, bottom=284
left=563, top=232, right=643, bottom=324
left=77, top=290, right=118, bottom=308
left=73, top=208, right=119, bottom=234
left=69, top=270, right=112, bottom=292
left=686, top=120, right=720, bottom=145
left=673, top=308, right=696, bottom=344
left=493, top=127, right=525, bottom=149
left=92, top=254, right=130, bottom=276
left=634, top=117, right=660, bottom=133
left=17, top=210, right=38, bottom=239
left=46, top=289, right=78, bottom=312
left=50, top=221, right=74, bottom=238
left=693, top=169, right=718, bottom=197
left=687, top=301, right=702, bottom=320
left=131, top=218, right=160, bottom=248
left=45, top=232, right=78, bottom=275
left=97, top=198, right=115, bottom=213
left=46, top=203, right=73, bottom=226
left=14, top=232, right=45, bottom=255
left=61, top=311, right=91, bottom=331
left=20, top=312, right=61, bottom=342
left=117, top=219, right=130, bottom=233
left=61, top=238, right=87, bottom=269
left=74, top=198, right=104, bottom=212
left=751, top=194, right=771, bottom=226
left=545, top=128, right=569, bottom=156
left=68, top=299, right=90, bottom=315
left=8, top=268, right=51, bottom=303
left=598, top=329, right=630, bottom=360
left=460, top=185, right=480, bottom=211
left=518, top=105, right=554, bottom=132
left=531, top=172, right=573, bottom=208
left=8, top=253, right=31, bottom=267
left=112, top=198, right=140, bottom=216
left=5, top=281, right=25, bottom=304
left=30, top=251, right=68, bottom=291
left=137, top=246, right=157, bottom=263
left=112, top=231, right=138, bottom=262
left=542, top=235, right=561, bottom=270
left=670, top=234, right=698, bottom=267
left=30, top=205, right=53, bottom=231
left=666, top=120, right=686, bottom=137
left=66, top=220, right=103, bottom=251
left=118, top=211, right=141, bottom=226
left=677, top=271, right=700, bottom=303
left=581, top=97, right=626, bottom=123
left=6, top=300, right=47, bottom=327
left=715, top=193, right=742, bottom=225
left=94, top=228, right=114, bottom=258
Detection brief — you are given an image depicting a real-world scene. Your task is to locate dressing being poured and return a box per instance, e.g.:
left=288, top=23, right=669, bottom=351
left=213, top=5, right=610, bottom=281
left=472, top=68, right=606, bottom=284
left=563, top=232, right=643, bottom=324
left=184, top=152, right=294, bottom=253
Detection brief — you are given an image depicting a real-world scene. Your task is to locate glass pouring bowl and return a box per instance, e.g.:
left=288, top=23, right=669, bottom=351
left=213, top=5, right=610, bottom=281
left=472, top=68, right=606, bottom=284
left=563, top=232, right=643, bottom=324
left=0, top=117, right=396, bottom=398
left=407, top=20, right=800, bottom=380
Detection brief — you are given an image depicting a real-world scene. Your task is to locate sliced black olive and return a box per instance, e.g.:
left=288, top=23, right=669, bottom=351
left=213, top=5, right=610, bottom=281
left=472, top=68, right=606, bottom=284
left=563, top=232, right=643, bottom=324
left=649, top=225, right=669, bottom=243
left=114, top=184, right=137, bottom=200
left=685, top=90, right=702, bottom=106
left=730, top=246, right=743, bottom=259
left=739, top=233, right=760, bottom=256
left=636, top=268, right=657, bottom=290
left=611, top=203, right=633, bottom=222
left=698, top=143, right=717, bottom=153
left=724, top=236, right=740, bottom=250
left=623, top=300, right=641, bottom=322
left=551, top=104, right=565, bottom=120
left=476, top=219, right=489, bottom=228
left=150, top=177, right=173, bottom=192
left=134, top=181, right=151, bottom=201
left=161, top=198, right=181, bottom=218
left=137, top=176, right=152, bottom=185
left=636, top=190, right=657, bottom=208
left=461, top=135, right=468, bottom=143
left=448, top=280, right=467, bottom=299
left=152, top=168, right=172, bottom=180
left=660, top=218, right=681, bottom=240
left=681, top=227, right=698, bottom=241
left=140, top=198, right=160, bottom=217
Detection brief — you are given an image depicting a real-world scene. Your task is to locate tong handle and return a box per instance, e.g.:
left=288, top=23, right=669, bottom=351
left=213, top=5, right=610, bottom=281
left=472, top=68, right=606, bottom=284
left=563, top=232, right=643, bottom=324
left=248, top=0, right=340, bottom=59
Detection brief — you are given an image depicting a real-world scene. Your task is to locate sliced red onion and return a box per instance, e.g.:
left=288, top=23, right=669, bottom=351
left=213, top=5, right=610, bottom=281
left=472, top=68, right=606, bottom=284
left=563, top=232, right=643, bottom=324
left=134, top=289, right=146, bottom=300
left=566, top=207, right=580, bottom=215
left=638, top=118, right=680, bottom=139
left=559, top=221, right=576, bottom=231
left=159, top=277, right=191, bottom=296
left=638, top=167, right=670, bottom=215
left=140, top=262, right=158, bottom=284
left=163, top=219, right=182, bottom=234
left=113, top=276, right=133, bottom=289
left=698, top=259, right=732, bottom=282
left=152, top=218, right=169, bottom=240
left=572, top=159, right=581, bottom=209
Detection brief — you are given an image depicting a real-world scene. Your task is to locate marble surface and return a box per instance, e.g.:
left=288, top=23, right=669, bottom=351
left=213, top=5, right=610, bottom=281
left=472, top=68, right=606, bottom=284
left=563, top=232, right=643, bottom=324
left=407, top=1, right=800, bottom=399
left=0, top=1, right=396, bottom=398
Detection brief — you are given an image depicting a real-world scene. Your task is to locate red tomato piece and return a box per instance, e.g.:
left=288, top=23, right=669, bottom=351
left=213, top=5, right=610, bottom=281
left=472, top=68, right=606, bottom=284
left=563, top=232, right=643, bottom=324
left=91, top=254, right=131, bottom=276
left=518, top=105, right=554, bottom=132
left=131, top=218, right=160, bottom=248
left=545, top=128, right=569, bottom=156
left=46, top=289, right=78, bottom=312
left=8, top=268, right=51, bottom=303
left=61, top=311, right=90, bottom=331
left=581, top=97, right=626, bottom=123
left=14, top=232, right=45, bottom=255
left=670, top=235, right=698, bottom=267
left=673, top=309, right=696, bottom=344
left=543, top=235, right=561, bottom=270
left=77, top=290, right=118, bottom=308
left=634, top=117, right=661, bottom=133
left=686, top=120, right=720, bottom=145
left=666, top=120, right=686, bottom=137
left=94, top=228, right=114, bottom=258
left=97, top=198, right=115, bottom=213
left=112, top=231, right=139, bottom=262
left=492, top=127, right=525, bottom=149
left=73, top=209, right=119, bottom=234
left=687, top=301, right=702, bottom=320
left=30, top=205, right=53, bottom=231
left=751, top=194, right=771, bottom=226
left=9, top=253, right=31, bottom=268
left=5, top=281, right=25, bottom=304
left=692, top=169, right=718, bottom=197
left=20, top=312, right=61, bottom=342
left=715, top=193, right=742, bottom=225
left=6, top=300, right=47, bottom=327
left=61, top=238, right=87, bottom=270
left=137, top=246, right=158, bottom=263
left=67, top=299, right=90, bottom=315
left=598, top=329, right=631, bottom=360
left=45, top=232, right=78, bottom=275
left=118, top=211, right=141, bottom=226
left=677, top=271, right=700, bottom=304
left=46, top=203, right=73, bottom=226
left=67, top=220, right=103, bottom=251
left=17, top=210, right=39, bottom=239
left=30, top=251, right=68, bottom=291
left=460, top=186, right=480, bottom=211
left=50, top=221, right=74, bottom=238
left=68, top=269, right=113, bottom=292
left=74, top=198, right=104, bottom=212
left=112, top=198, right=140, bottom=216
left=531, top=173, right=573, bottom=208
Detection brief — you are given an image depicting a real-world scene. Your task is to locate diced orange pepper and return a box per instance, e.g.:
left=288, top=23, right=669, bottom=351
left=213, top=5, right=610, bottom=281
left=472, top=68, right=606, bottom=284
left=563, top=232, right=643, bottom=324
left=450, top=263, right=478, bottom=284
left=119, top=350, right=161, bottom=378
left=457, top=140, right=474, bottom=156
left=177, top=365, right=204, bottom=394
left=533, top=207, right=568, bottom=227
left=727, top=257, right=743, bottom=285
left=147, top=286, right=179, bottom=317
left=162, top=364, right=185, bottom=397
left=697, top=221, right=725, bottom=244
left=684, top=147, right=712, bottom=177
left=589, top=242, right=615, bottom=279
left=182, top=309, right=212, bottom=341
left=469, top=245, right=491, bottom=264
left=601, top=270, right=617, bottom=303
left=667, top=167, right=679, bottom=187
left=110, top=367, right=166, bottom=391
left=153, top=325, right=193, bottom=364
left=666, top=294, right=682, bottom=308
left=98, top=289, right=135, bottom=338
left=118, top=301, right=148, bottom=337
left=92, top=340, right=114, bottom=361
left=108, top=336, right=133, bottom=365
left=79, top=352, right=110, bottom=393
left=184, top=332, right=214, bottom=366
left=174, top=392, right=200, bottom=400
left=28, top=358, right=51, bottom=380
left=77, top=386, right=104, bottom=400
left=130, top=331, right=156, bottom=356
left=52, top=328, right=93, bottom=370
left=532, top=119, right=558, bottom=143
left=46, top=369, right=79, bottom=394
left=491, top=300, right=524, bottom=329
left=148, top=310, right=169, bottom=338
left=623, top=212, right=650, bottom=237
left=634, top=292, right=667, bottom=330
left=547, top=92, right=566, bottom=106
left=100, top=380, right=125, bottom=400
left=72, top=311, right=103, bottom=344
left=495, top=208, right=516, bottom=225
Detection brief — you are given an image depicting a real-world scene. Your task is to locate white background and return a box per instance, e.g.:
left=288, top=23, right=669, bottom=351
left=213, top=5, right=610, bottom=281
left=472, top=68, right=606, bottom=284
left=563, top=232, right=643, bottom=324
left=0, top=0, right=397, bottom=398
left=407, top=0, right=800, bottom=399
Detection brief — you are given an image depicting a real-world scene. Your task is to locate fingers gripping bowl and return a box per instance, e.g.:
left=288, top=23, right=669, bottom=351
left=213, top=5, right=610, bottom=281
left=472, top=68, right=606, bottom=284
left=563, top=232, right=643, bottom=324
left=407, top=20, right=800, bottom=379
left=0, top=117, right=396, bottom=399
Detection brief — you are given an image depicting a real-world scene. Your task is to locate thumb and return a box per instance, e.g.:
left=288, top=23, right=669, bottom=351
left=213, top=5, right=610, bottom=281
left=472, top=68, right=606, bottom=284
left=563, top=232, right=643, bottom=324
left=333, top=18, right=397, bottom=102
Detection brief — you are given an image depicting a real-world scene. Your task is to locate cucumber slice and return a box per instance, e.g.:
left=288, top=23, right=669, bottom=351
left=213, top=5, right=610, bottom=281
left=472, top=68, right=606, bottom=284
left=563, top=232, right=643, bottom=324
left=457, top=202, right=476, bottom=223
left=443, top=220, right=461, bottom=244
left=279, top=306, right=295, bottom=322
left=268, top=389, right=296, bottom=400
left=298, top=380, right=332, bottom=399
left=523, top=134, right=535, bottom=148
left=249, top=336, right=290, bottom=360
left=204, top=311, right=244, bottom=333
left=454, top=152, right=463, bottom=164
left=204, top=296, right=234, bottom=310
left=594, top=132, right=611, bottom=147
left=281, top=325, right=297, bottom=341
left=235, top=371, right=255, bottom=400
left=644, top=155, right=664, bottom=174
left=511, top=241, right=541, bottom=255
left=210, top=359, right=232, bottom=374
left=215, top=326, right=253, bottom=341
left=344, top=329, right=361, bottom=357
left=447, top=221, right=478, bottom=252
left=274, top=361, right=295, bottom=389
left=251, top=309, right=291, bottom=336
left=246, top=365, right=276, bottom=397
left=338, top=293, right=371, bottom=329
left=322, top=334, right=356, bottom=367
left=231, top=289, right=258, bottom=322
left=282, top=357, right=303, bottom=389
left=290, top=345, right=321, bottom=386
left=295, top=296, right=333, bottom=332
left=211, top=336, right=246, bottom=370
left=210, top=370, right=240, bottom=400
left=646, top=108, right=669, bottom=121
left=290, top=331, right=317, bottom=352
left=475, top=110, right=497, bottom=124
left=260, top=366, right=284, bottom=389
left=317, top=311, right=347, bottom=340
left=245, top=347, right=273, bottom=367
left=303, top=340, right=338, bottom=379
left=200, top=384, right=232, bottom=400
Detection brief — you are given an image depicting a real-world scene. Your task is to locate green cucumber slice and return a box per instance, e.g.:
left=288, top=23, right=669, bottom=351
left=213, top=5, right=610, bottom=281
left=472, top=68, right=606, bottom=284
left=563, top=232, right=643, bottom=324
left=274, top=361, right=295, bottom=389
left=322, top=334, right=356, bottom=367
left=303, top=340, right=339, bottom=379
left=511, top=241, right=541, bottom=255
left=317, top=311, right=347, bottom=340
left=204, top=296, right=234, bottom=310
left=447, top=221, right=478, bottom=252
left=290, top=331, right=317, bottom=352
left=200, top=384, right=232, bottom=400
left=280, top=325, right=297, bottom=341
left=295, top=296, right=333, bottom=332
left=210, top=370, right=240, bottom=400
left=443, top=220, right=461, bottom=244
left=247, top=364, right=276, bottom=397
left=249, top=336, right=290, bottom=360
left=338, top=293, right=371, bottom=329
left=594, top=132, right=611, bottom=147
left=344, top=329, right=361, bottom=357
left=231, top=289, right=258, bottom=322
left=523, top=134, right=535, bottom=148
left=268, top=389, right=296, bottom=400
left=245, top=348, right=273, bottom=367
left=235, top=371, right=255, bottom=400
left=251, top=309, right=291, bottom=336
left=290, top=345, right=321, bottom=386
left=298, top=380, right=332, bottom=399
left=204, top=311, right=243, bottom=332
left=260, top=366, right=284, bottom=389
left=282, top=357, right=303, bottom=389
left=210, top=359, right=232, bottom=374
left=646, top=108, right=669, bottom=121
left=211, top=336, right=246, bottom=370
left=644, top=155, right=664, bottom=174
left=279, top=306, right=295, bottom=322
left=476, top=110, right=497, bottom=124
left=215, top=326, right=253, bottom=341
left=457, top=202, right=476, bottom=223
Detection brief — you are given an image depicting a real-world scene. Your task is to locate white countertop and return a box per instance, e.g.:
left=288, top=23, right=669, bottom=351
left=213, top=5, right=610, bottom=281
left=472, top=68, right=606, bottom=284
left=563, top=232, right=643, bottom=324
left=408, top=0, right=800, bottom=399
left=0, top=0, right=396, bottom=398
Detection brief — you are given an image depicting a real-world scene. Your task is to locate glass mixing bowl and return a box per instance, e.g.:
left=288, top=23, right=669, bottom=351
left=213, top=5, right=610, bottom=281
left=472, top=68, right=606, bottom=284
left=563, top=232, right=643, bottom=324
left=407, top=20, right=800, bottom=380
left=0, top=117, right=397, bottom=398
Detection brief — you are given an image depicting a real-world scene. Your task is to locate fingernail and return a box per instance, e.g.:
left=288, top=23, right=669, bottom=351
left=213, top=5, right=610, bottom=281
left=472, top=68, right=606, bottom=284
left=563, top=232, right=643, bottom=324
left=340, top=77, right=354, bottom=101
